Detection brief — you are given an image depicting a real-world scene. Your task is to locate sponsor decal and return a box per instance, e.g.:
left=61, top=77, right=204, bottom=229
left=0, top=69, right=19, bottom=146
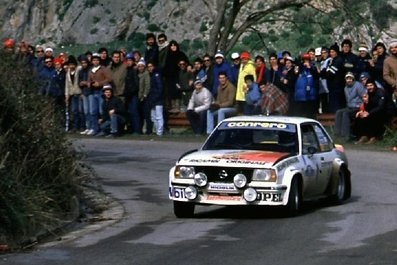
left=226, top=121, right=288, bottom=129
left=208, top=182, right=238, bottom=192
left=213, top=151, right=287, bottom=165
left=207, top=194, right=241, bottom=201
left=257, top=192, right=283, bottom=202
left=276, top=157, right=299, bottom=171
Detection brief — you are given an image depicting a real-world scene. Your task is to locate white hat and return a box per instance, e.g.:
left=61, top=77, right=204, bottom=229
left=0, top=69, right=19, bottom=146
left=137, top=58, right=146, bottom=66
left=285, top=56, right=294, bottom=62
left=315, top=47, right=322, bottom=56
left=358, top=43, right=369, bottom=52
left=102, top=84, right=112, bottom=90
left=214, top=50, right=224, bottom=59
left=45, top=47, right=53, bottom=53
left=345, top=72, right=354, bottom=79
left=389, top=38, right=397, bottom=48
left=231, top=52, right=239, bottom=59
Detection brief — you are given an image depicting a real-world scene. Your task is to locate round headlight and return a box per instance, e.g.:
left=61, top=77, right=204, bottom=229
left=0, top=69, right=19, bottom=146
left=253, top=169, right=273, bottom=181
left=194, top=172, right=208, bottom=187
left=180, top=166, right=195, bottom=178
left=185, top=186, right=198, bottom=200
left=233, top=173, right=247, bottom=188
left=243, top=188, right=257, bottom=202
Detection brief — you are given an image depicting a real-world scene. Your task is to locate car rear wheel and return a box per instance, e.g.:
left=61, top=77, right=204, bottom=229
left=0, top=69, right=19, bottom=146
left=173, top=201, right=195, bottom=218
left=286, top=177, right=302, bottom=216
left=332, top=168, right=351, bottom=204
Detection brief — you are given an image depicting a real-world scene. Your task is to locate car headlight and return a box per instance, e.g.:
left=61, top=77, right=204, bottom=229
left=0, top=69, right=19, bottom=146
left=194, top=172, right=208, bottom=187
left=243, top=188, right=257, bottom=202
left=175, top=166, right=195, bottom=178
left=185, top=186, right=198, bottom=200
left=233, top=173, right=247, bottom=188
left=252, top=169, right=277, bottom=182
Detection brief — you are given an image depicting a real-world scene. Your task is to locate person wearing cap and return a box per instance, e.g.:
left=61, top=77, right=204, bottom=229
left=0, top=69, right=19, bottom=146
left=353, top=78, right=386, bottom=144
left=186, top=78, right=213, bottom=135
left=229, top=52, right=240, bottom=87
left=192, top=57, right=206, bottom=84
left=44, top=47, right=54, bottom=58
left=97, top=84, right=126, bottom=137
left=357, top=43, right=372, bottom=75
left=383, top=39, right=397, bottom=96
left=64, top=55, right=83, bottom=133
left=52, top=56, right=66, bottom=108
left=322, top=43, right=345, bottom=113
left=124, top=54, right=141, bottom=134
left=334, top=72, right=366, bottom=140
left=108, top=50, right=127, bottom=99
left=136, top=58, right=151, bottom=134
left=3, top=38, right=15, bottom=54
left=235, top=51, right=256, bottom=114
left=211, top=50, right=233, bottom=98
left=87, top=52, right=113, bottom=135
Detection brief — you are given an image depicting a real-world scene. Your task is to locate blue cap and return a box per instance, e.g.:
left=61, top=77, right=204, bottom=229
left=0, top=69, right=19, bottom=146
left=126, top=53, right=134, bottom=60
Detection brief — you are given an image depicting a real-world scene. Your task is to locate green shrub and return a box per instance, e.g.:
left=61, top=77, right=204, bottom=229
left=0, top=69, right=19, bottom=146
left=0, top=51, right=80, bottom=246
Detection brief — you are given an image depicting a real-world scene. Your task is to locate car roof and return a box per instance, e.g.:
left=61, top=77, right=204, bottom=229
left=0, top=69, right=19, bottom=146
left=222, top=115, right=318, bottom=126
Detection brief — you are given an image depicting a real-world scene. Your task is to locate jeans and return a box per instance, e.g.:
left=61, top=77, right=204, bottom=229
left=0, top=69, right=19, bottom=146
left=207, top=107, right=236, bottom=134
left=70, top=95, right=84, bottom=130
left=186, top=109, right=207, bottom=134
left=127, top=96, right=142, bottom=134
left=88, top=90, right=103, bottom=133
left=142, top=100, right=153, bottom=134
left=335, top=107, right=357, bottom=138
left=100, top=113, right=125, bottom=134
left=151, top=105, right=164, bottom=136
left=81, top=94, right=90, bottom=130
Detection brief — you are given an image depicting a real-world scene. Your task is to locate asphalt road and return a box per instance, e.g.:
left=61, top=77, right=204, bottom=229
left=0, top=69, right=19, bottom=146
left=2, top=138, right=397, bottom=265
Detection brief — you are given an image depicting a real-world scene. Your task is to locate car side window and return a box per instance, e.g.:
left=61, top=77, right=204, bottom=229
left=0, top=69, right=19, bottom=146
left=313, top=124, right=333, bottom=152
left=301, top=124, right=320, bottom=154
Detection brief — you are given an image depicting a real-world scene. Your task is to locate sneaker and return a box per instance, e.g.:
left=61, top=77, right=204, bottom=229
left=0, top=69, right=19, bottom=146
left=95, top=131, right=107, bottom=137
left=86, top=129, right=96, bottom=136
left=80, top=129, right=89, bottom=135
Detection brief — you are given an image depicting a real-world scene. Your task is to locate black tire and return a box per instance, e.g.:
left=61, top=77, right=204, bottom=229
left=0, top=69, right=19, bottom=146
left=286, top=177, right=302, bottom=216
left=331, top=168, right=351, bottom=204
left=173, top=201, right=195, bottom=218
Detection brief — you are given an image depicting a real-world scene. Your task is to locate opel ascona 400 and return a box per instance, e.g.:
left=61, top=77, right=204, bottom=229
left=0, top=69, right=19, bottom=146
left=169, top=116, right=351, bottom=217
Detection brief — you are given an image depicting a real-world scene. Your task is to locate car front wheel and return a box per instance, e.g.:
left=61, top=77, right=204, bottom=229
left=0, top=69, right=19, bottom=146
left=173, top=201, right=195, bottom=218
left=286, top=177, right=302, bottom=216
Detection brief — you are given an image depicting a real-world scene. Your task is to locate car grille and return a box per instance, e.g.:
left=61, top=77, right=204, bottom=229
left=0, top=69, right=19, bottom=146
left=194, top=166, right=253, bottom=183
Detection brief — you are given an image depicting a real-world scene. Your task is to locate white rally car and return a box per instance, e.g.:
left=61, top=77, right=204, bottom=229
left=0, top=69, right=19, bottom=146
left=169, top=116, right=351, bottom=217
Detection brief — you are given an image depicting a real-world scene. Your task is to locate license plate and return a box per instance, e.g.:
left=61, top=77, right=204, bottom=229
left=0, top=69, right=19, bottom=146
left=208, top=182, right=238, bottom=193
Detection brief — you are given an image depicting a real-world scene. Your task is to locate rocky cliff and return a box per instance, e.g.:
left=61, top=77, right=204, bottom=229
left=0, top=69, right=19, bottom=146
left=0, top=0, right=214, bottom=46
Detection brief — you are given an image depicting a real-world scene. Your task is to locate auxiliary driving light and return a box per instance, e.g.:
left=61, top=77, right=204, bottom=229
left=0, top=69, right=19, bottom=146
left=194, top=172, right=208, bottom=187
left=185, top=186, right=198, bottom=200
left=243, top=188, right=257, bottom=202
left=233, top=173, right=247, bottom=188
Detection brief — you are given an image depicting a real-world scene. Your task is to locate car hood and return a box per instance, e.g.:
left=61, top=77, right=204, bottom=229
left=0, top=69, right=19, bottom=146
left=178, top=150, right=290, bottom=167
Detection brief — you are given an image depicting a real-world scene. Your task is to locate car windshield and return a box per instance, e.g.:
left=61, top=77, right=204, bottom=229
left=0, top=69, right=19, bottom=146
left=202, top=121, right=298, bottom=154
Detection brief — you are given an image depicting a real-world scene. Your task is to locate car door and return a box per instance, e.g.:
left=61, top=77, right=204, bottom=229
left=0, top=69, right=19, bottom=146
left=300, top=123, right=333, bottom=196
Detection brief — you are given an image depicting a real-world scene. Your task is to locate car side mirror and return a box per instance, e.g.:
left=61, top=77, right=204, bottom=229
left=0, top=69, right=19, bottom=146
left=307, top=146, right=317, bottom=155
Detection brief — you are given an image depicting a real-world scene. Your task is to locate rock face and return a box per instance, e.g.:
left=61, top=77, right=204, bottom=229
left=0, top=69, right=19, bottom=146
left=0, top=0, right=212, bottom=45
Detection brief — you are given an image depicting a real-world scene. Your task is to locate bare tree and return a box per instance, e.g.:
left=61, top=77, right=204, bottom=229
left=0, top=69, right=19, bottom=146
left=204, top=0, right=384, bottom=55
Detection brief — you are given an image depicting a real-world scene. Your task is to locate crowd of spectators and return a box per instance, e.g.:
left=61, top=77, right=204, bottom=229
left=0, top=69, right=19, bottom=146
left=2, top=34, right=397, bottom=142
